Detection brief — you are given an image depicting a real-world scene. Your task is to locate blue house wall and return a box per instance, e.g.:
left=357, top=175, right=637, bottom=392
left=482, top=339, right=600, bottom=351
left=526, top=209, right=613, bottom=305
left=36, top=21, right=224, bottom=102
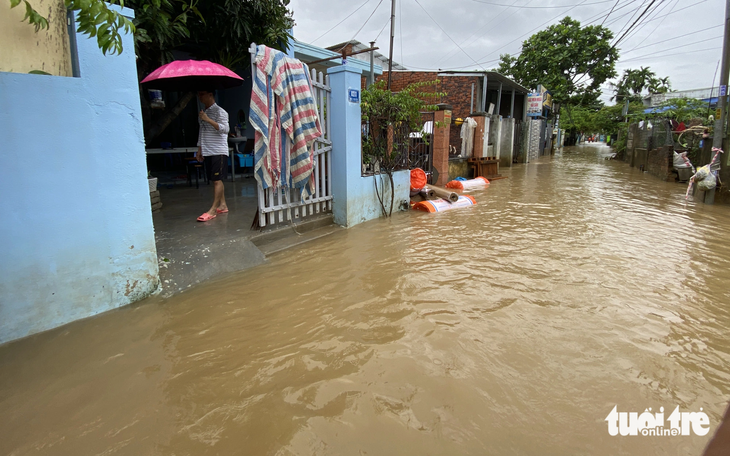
left=328, top=65, right=410, bottom=228
left=0, top=7, right=159, bottom=345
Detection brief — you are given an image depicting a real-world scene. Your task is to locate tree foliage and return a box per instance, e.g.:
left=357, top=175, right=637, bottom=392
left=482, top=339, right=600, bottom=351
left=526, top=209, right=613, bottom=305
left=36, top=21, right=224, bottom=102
left=11, top=0, right=293, bottom=66
left=497, top=17, right=618, bottom=106
left=188, top=0, right=294, bottom=69
left=361, top=80, right=444, bottom=217
left=129, top=0, right=202, bottom=69
left=10, top=0, right=135, bottom=55
left=610, top=67, right=671, bottom=102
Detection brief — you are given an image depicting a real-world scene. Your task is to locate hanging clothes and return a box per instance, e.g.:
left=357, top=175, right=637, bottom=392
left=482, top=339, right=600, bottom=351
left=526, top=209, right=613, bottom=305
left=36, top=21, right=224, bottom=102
left=460, top=117, right=477, bottom=158
left=249, top=45, right=322, bottom=197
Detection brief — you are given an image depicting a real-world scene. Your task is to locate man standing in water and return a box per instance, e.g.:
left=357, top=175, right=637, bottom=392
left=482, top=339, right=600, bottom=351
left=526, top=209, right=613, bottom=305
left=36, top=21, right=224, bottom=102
left=196, top=89, right=230, bottom=222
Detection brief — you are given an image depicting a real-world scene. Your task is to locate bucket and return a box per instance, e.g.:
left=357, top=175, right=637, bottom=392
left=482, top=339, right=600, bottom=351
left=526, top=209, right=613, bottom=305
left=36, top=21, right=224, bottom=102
left=410, top=168, right=427, bottom=190
left=149, top=90, right=165, bottom=109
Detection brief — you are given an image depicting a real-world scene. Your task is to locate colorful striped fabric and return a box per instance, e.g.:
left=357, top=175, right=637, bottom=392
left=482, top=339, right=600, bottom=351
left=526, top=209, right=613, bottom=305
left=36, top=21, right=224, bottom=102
left=249, top=45, right=322, bottom=197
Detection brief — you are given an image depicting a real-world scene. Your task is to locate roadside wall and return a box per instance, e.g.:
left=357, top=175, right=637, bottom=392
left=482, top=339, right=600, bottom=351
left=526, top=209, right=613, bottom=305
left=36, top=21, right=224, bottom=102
left=329, top=65, right=409, bottom=227
left=0, top=6, right=159, bottom=345
left=499, top=118, right=515, bottom=168
left=647, top=145, right=674, bottom=181
left=0, top=0, right=72, bottom=76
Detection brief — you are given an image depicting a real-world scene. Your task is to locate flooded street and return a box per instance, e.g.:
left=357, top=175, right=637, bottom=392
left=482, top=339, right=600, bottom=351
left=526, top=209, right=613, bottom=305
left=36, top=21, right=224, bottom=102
left=2, top=144, right=730, bottom=455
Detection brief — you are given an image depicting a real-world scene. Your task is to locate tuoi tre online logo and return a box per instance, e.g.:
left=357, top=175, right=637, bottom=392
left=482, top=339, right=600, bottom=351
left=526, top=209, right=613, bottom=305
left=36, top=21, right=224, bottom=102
left=605, top=406, right=710, bottom=436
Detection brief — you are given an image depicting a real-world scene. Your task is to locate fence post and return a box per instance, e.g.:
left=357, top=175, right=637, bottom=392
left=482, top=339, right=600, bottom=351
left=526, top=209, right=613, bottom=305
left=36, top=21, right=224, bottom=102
left=432, top=104, right=452, bottom=186
left=471, top=112, right=487, bottom=158
left=327, top=64, right=362, bottom=227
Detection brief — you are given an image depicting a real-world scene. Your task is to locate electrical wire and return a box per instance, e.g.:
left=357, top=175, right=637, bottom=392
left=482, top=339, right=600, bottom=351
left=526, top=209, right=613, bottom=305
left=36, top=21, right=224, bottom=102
left=335, top=0, right=386, bottom=52
left=416, top=0, right=634, bottom=72
left=608, top=0, right=650, bottom=39
left=619, top=45, right=721, bottom=63
left=435, top=0, right=527, bottom=68
left=584, top=0, right=640, bottom=26
left=622, top=25, right=722, bottom=54
left=411, top=0, right=486, bottom=70
left=374, top=17, right=391, bottom=42
left=613, top=0, right=658, bottom=49
left=601, top=0, right=622, bottom=25
left=472, top=0, right=592, bottom=63
left=468, top=0, right=615, bottom=8
left=310, top=0, right=373, bottom=44
left=616, top=0, right=676, bottom=46
left=623, top=0, right=679, bottom=49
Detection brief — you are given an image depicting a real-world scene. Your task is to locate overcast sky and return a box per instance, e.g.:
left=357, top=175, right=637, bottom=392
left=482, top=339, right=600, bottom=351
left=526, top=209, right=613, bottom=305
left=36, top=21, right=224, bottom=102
left=288, top=0, right=725, bottom=104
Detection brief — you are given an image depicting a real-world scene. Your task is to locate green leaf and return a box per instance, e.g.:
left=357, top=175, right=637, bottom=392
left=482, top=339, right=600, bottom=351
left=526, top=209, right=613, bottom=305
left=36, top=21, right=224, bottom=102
left=28, top=70, right=51, bottom=75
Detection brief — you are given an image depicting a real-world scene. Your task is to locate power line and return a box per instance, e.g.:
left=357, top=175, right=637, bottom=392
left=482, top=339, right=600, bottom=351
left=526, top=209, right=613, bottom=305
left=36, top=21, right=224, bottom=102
left=435, top=0, right=528, bottom=68
left=612, top=0, right=658, bottom=48
left=426, top=0, right=634, bottom=72
left=620, top=45, right=722, bottom=63
left=311, top=0, right=373, bottom=44
left=624, top=0, right=679, bottom=49
left=609, top=0, right=649, bottom=37
left=411, top=0, right=486, bottom=70
left=569, top=0, right=659, bottom=99
left=374, top=17, right=391, bottom=42
left=584, top=0, right=641, bottom=26
left=472, top=0, right=592, bottom=63
left=622, top=24, right=722, bottom=54
left=468, top=0, right=615, bottom=8
left=336, top=0, right=387, bottom=52
left=607, top=0, right=707, bottom=29
left=601, top=0, right=622, bottom=25
left=617, top=0, right=675, bottom=46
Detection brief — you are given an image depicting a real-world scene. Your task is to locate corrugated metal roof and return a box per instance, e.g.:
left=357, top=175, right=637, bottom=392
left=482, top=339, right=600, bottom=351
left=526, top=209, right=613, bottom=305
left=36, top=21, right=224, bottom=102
left=437, top=70, right=530, bottom=93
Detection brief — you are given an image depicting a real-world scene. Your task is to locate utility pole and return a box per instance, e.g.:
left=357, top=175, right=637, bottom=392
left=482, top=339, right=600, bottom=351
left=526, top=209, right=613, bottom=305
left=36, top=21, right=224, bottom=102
left=725, top=0, right=730, bottom=167
left=714, top=0, right=730, bottom=154
left=369, top=40, right=375, bottom=88
left=708, top=0, right=730, bottom=203
left=387, top=0, right=396, bottom=90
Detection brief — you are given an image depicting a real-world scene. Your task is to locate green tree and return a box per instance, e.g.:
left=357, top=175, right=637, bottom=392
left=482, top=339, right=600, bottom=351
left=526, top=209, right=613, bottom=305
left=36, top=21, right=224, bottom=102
left=559, top=105, right=596, bottom=133
left=9, top=0, right=135, bottom=55
left=361, top=80, right=444, bottom=217
left=497, top=17, right=618, bottom=106
left=610, top=67, right=671, bottom=103
left=187, top=0, right=294, bottom=70
left=653, top=97, right=709, bottom=124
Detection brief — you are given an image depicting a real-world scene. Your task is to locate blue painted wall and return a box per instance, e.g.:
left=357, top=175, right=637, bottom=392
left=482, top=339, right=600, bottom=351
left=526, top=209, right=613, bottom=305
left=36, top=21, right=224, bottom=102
left=328, top=65, right=410, bottom=228
left=0, top=7, right=159, bottom=345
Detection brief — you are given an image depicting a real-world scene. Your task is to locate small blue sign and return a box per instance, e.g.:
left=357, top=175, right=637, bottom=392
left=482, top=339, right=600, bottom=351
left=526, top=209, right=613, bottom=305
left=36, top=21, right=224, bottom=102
left=721, top=85, right=727, bottom=97
left=348, top=89, right=360, bottom=103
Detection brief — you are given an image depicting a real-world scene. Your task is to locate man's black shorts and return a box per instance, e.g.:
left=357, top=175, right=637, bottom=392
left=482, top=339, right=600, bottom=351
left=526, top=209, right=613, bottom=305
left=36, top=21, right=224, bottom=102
left=204, top=154, right=228, bottom=181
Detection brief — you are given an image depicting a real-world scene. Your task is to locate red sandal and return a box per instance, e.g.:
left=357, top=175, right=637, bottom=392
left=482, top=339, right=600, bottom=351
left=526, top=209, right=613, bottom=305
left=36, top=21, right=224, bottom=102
left=196, top=212, right=216, bottom=222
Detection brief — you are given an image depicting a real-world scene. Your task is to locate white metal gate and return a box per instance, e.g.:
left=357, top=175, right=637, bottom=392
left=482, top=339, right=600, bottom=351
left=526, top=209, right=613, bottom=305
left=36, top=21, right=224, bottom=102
left=256, top=68, right=333, bottom=228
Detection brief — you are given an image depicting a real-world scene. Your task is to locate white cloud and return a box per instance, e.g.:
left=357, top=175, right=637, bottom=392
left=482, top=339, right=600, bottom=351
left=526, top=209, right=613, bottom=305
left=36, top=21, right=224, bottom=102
left=289, top=0, right=725, bottom=104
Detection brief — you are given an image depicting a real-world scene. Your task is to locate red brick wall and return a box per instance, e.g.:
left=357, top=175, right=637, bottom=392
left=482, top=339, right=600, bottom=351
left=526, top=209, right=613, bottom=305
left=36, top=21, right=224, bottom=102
left=379, top=72, right=483, bottom=154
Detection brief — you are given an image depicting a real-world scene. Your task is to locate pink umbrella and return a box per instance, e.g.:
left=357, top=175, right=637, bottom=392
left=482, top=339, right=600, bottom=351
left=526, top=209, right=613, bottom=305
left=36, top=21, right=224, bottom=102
left=141, top=60, right=244, bottom=91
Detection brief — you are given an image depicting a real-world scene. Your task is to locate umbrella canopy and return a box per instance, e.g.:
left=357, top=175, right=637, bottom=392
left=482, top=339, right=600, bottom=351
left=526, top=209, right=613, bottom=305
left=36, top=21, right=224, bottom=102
left=141, top=60, right=244, bottom=91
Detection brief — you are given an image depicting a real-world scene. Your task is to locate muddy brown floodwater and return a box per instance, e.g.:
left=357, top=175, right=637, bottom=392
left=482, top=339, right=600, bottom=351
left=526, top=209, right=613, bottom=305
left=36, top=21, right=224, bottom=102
left=2, top=144, right=730, bottom=455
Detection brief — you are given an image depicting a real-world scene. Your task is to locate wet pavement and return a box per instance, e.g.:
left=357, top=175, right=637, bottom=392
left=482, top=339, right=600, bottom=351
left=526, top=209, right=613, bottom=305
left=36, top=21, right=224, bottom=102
left=2, top=144, right=730, bottom=455
left=152, top=176, right=263, bottom=296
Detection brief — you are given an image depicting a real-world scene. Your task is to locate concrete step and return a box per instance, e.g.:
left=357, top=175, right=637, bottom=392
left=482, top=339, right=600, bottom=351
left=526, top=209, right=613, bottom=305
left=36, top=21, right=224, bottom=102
left=250, top=214, right=342, bottom=256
